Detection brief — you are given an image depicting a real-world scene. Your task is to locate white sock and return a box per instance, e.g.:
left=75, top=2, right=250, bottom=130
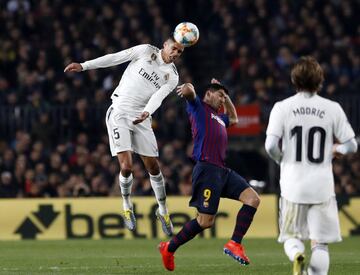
left=119, top=173, right=133, bottom=210
left=149, top=172, right=167, bottom=215
left=284, top=238, right=305, bottom=261
left=308, top=244, right=329, bottom=275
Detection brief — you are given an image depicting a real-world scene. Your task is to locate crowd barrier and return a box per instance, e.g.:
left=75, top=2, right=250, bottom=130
left=0, top=195, right=359, bottom=240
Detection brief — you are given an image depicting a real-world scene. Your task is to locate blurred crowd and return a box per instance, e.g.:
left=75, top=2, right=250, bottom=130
left=0, top=0, right=359, bottom=198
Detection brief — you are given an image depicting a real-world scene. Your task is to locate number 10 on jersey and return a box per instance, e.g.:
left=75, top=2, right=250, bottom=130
left=290, top=126, right=326, bottom=163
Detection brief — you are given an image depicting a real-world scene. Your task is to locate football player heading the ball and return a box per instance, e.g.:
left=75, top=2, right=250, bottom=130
left=64, top=31, right=190, bottom=236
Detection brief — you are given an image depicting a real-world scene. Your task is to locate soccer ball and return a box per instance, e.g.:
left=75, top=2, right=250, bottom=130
left=173, top=22, right=199, bottom=47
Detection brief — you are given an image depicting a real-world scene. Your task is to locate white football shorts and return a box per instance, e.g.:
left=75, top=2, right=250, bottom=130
left=278, top=196, right=342, bottom=243
left=105, top=105, right=159, bottom=157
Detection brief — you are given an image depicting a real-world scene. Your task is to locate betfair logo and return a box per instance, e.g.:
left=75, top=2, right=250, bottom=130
left=15, top=204, right=59, bottom=239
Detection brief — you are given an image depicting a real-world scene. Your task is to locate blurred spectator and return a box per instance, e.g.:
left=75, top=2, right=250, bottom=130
left=0, top=171, right=18, bottom=197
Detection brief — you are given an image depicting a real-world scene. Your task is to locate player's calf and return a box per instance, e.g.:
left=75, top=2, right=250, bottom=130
left=308, top=244, right=329, bottom=275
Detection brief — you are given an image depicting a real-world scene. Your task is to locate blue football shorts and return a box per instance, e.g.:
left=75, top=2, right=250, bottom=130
left=189, top=161, right=250, bottom=215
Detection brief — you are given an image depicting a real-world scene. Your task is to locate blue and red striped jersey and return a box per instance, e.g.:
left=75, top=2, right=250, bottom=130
left=186, top=96, right=230, bottom=167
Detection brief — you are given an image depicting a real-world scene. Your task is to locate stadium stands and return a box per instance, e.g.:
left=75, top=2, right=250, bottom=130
left=0, top=0, right=359, bottom=197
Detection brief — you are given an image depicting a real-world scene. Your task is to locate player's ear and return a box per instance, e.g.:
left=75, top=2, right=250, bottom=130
left=163, top=39, right=171, bottom=49
left=204, top=90, right=211, bottom=99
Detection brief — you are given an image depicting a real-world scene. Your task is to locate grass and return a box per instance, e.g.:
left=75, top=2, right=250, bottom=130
left=0, top=237, right=359, bottom=274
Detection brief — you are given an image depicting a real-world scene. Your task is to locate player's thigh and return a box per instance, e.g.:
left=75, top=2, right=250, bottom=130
left=278, top=197, right=310, bottom=242
left=222, top=169, right=250, bottom=201
left=106, top=108, right=132, bottom=156
left=307, top=197, right=342, bottom=243
left=189, top=162, right=223, bottom=215
left=132, top=119, right=158, bottom=157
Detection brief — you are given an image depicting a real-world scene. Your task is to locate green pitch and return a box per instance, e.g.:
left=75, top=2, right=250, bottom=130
left=1, top=237, right=359, bottom=274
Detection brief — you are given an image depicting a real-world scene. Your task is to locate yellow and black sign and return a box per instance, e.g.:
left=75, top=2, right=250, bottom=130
left=0, top=195, right=359, bottom=240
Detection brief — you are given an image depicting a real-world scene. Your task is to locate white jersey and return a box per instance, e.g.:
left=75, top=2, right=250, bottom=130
left=266, top=92, right=355, bottom=203
left=81, top=44, right=179, bottom=118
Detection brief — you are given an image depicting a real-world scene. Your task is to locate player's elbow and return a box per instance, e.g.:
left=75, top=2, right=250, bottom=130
left=229, top=117, right=238, bottom=126
left=337, top=138, right=358, bottom=155
left=265, top=139, right=277, bottom=157
left=349, top=138, right=358, bottom=153
left=265, top=144, right=276, bottom=157
left=183, top=89, right=196, bottom=101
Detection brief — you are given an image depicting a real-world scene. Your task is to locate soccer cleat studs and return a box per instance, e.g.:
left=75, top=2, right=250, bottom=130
left=223, top=240, right=250, bottom=266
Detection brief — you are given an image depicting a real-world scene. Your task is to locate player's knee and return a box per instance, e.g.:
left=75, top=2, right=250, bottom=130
left=145, top=159, right=160, bottom=175
left=243, top=191, right=260, bottom=208
left=196, top=215, right=215, bottom=229
left=198, top=219, right=214, bottom=229
left=120, top=167, right=133, bottom=177
left=250, top=193, right=261, bottom=208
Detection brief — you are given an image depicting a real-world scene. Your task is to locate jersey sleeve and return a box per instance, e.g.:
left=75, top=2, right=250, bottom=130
left=266, top=102, right=284, bottom=138
left=142, top=66, right=179, bottom=115
left=333, top=103, right=355, bottom=143
left=219, top=114, right=230, bottom=128
left=186, top=95, right=202, bottom=114
left=81, top=44, right=149, bottom=71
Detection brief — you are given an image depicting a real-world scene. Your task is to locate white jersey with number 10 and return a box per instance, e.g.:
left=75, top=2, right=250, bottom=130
left=266, top=92, right=355, bottom=203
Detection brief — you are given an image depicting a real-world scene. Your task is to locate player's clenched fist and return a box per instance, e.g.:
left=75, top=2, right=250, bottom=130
left=64, top=63, right=83, bottom=73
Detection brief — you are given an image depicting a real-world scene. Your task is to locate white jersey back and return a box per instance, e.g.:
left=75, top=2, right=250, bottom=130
left=81, top=44, right=179, bottom=118
left=266, top=92, right=355, bottom=203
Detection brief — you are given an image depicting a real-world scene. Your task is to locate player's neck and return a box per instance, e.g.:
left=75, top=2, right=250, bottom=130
left=297, top=91, right=317, bottom=98
left=203, top=99, right=219, bottom=112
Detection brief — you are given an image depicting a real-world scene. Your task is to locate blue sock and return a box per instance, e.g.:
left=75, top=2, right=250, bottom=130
left=168, top=219, right=203, bottom=252
left=231, top=204, right=257, bottom=243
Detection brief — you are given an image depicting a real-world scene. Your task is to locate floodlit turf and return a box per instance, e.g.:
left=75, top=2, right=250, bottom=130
left=0, top=237, right=359, bottom=274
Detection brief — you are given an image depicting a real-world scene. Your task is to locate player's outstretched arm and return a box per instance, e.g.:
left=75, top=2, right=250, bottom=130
left=176, top=83, right=196, bottom=101
left=64, top=63, right=83, bottom=73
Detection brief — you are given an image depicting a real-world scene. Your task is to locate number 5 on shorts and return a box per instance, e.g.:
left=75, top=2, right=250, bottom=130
left=113, top=128, right=120, bottom=140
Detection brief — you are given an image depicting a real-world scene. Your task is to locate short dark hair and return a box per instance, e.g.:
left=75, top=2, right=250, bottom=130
left=204, top=83, right=229, bottom=96
left=291, top=56, right=324, bottom=93
left=165, top=37, right=176, bottom=44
